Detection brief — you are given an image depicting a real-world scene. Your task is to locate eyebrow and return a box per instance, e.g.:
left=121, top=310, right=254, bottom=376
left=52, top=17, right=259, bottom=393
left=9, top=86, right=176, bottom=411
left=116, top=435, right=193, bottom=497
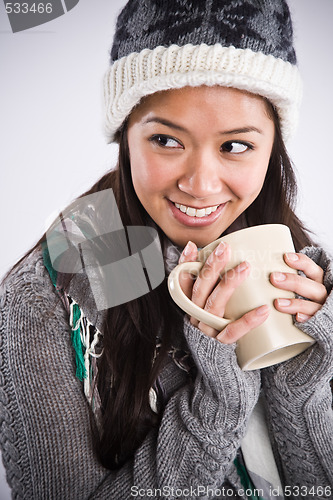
left=143, top=117, right=263, bottom=135
left=221, top=126, right=263, bottom=135
left=143, top=117, right=188, bottom=132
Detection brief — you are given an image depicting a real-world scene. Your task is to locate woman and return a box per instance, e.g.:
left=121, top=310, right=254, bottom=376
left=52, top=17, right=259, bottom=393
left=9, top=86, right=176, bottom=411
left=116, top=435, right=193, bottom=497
left=0, top=0, right=332, bottom=499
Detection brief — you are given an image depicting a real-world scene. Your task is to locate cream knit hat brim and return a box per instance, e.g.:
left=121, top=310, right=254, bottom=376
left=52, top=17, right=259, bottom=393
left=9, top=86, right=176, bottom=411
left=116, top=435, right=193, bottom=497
left=104, top=43, right=302, bottom=143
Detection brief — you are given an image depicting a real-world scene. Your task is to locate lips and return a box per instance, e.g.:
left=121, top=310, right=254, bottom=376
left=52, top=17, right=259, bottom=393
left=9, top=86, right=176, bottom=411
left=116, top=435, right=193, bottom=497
left=168, top=199, right=226, bottom=227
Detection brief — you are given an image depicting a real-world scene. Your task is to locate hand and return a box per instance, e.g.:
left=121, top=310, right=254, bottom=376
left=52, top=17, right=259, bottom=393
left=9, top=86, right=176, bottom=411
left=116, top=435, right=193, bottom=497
left=270, top=252, right=328, bottom=322
left=179, top=241, right=270, bottom=344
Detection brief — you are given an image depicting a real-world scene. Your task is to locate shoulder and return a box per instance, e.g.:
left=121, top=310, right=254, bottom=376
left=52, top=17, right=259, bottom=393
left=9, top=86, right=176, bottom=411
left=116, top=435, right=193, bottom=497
left=0, top=247, right=69, bottom=348
left=0, top=249, right=106, bottom=498
left=1, top=247, right=62, bottom=310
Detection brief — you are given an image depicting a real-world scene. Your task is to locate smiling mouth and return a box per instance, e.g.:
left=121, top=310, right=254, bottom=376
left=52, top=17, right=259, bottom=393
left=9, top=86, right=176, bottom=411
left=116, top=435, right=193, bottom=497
left=173, top=202, right=221, bottom=218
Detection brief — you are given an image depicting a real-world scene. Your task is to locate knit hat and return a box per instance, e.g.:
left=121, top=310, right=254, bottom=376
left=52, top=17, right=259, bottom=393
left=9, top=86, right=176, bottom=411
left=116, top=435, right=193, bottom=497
left=104, top=0, right=302, bottom=143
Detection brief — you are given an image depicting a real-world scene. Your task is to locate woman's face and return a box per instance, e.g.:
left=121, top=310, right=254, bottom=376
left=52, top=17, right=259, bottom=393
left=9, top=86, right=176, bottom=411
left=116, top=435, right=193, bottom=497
left=127, top=86, right=275, bottom=248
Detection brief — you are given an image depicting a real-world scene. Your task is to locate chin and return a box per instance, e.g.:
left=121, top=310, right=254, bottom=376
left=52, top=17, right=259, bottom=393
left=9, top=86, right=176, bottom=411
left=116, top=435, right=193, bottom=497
left=168, top=228, right=225, bottom=249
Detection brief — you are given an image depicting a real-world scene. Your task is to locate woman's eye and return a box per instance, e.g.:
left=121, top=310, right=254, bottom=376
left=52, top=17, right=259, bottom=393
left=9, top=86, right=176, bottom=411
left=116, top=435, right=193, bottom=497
left=150, top=135, right=183, bottom=149
left=221, top=141, right=253, bottom=154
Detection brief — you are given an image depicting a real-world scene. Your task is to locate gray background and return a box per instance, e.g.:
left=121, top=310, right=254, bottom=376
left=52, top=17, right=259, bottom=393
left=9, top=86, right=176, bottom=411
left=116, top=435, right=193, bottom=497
left=0, top=0, right=332, bottom=497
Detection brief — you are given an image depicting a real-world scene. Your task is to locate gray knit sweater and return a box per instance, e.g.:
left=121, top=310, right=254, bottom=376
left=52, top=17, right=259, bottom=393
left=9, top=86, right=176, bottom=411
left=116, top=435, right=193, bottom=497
left=0, top=246, right=332, bottom=499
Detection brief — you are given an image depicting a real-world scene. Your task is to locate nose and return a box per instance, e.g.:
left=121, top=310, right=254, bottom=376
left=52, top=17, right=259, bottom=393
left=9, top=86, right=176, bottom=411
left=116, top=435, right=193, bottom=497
left=177, top=150, right=223, bottom=200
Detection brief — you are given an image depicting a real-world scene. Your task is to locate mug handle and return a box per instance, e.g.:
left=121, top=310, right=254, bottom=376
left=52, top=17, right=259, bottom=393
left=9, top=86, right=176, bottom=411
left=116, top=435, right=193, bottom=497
left=168, top=261, right=231, bottom=331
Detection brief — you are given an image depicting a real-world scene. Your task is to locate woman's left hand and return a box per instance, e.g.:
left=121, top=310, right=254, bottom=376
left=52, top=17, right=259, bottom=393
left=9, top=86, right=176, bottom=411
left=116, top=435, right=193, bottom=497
left=270, top=252, right=327, bottom=322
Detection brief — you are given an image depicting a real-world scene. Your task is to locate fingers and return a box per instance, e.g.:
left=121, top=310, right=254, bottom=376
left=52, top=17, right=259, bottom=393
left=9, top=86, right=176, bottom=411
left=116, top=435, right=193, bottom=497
left=284, top=252, right=324, bottom=283
left=179, top=241, right=198, bottom=264
left=282, top=252, right=326, bottom=302
left=193, top=320, right=219, bottom=338
left=180, top=241, right=253, bottom=334
left=178, top=241, right=198, bottom=298
left=202, top=261, right=250, bottom=315
left=179, top=241, right=198, bottom=265
left=274, top=297, right=321, bottom=323
left=191, top=249, right=251, bottom=333
left=216, top=305, right=270, bottom=344
left=191, top=242, right=231, bottom=309
left=189, top=260, right=251, bottom=332
left=270, top=271, right=327, bottom=304
left=271, top=251, right=327, bottom=322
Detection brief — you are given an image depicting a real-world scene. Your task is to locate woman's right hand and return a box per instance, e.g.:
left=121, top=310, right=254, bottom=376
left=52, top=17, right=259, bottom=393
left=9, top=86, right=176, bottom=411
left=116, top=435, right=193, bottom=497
left=178, top=240, right=270, bottom=344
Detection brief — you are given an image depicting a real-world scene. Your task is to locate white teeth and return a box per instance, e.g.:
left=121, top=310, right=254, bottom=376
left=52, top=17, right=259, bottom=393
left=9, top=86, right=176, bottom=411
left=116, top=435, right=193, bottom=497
left=186, top=207, right=196, bottom=216
left=196, top=209, right=206, bottom=218
left=173, top=202, right=220, bottom=218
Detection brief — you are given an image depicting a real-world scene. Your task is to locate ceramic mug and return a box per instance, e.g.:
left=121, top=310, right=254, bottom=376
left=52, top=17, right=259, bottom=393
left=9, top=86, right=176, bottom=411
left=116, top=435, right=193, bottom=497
left=168, top=224, right=315, bottom=370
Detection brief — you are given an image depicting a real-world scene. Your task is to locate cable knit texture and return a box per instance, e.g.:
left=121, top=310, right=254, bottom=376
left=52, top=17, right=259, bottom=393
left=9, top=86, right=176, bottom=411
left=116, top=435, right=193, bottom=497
left=0, top=246, right=332, bottom=499
left=104, top=0, right=302, bottom=142
left=262, top=246, right=333, bottom=495
left=104, top=43, right=302, bottom=143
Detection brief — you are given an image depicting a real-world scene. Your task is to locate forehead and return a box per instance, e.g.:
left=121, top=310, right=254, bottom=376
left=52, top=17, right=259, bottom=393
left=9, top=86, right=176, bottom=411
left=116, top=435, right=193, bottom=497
left=129, top=86, right=273, bottom=126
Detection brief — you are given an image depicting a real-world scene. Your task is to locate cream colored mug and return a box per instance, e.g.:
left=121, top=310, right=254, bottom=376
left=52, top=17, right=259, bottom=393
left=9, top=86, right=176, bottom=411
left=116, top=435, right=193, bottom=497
left=168, top=224, right=314, bottom=370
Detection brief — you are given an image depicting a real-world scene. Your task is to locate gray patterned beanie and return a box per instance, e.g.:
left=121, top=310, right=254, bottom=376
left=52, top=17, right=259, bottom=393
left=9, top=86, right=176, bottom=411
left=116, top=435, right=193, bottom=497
left=104, top=0, right=302, bottom=143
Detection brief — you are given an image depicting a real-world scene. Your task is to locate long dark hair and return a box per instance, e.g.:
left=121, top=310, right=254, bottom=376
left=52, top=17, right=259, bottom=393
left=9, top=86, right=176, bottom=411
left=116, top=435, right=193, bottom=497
left=245, top=103, right=313, bottom=251
left=3, top=101, right=314, bottom=470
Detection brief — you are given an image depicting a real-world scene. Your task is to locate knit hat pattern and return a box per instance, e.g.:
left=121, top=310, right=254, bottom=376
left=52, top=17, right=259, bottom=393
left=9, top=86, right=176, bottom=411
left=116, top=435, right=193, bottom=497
left=104, top=0, right=302, bottom=142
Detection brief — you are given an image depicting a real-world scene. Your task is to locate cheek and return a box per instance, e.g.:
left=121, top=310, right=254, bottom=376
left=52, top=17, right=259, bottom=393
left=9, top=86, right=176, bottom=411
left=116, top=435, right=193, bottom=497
left=243, top=172, right=266, bottom=195
left=131, top=158, right=152, bottom=189
left=130, top=153, right=175, bottom=198
left=229, top=160, right=269, bottom=199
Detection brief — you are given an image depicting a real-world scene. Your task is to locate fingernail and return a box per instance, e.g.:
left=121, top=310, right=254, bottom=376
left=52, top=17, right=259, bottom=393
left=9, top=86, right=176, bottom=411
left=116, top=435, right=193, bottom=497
left=272, top=272, right=286, bottom=282
left=296, top=312, right=311, bottom=322
left=215, top=241, right=226, bottom=256
left=238, top=261, right=249, bottom=272
left=277, top=298, right=291, bottom=307
left=183, top=241, right=194, bottom=256
left=256, top=305, right=269, bottom=316
left=216, top=327, right=227, bottom=341
left=286, top=252, right=299, bottom=261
